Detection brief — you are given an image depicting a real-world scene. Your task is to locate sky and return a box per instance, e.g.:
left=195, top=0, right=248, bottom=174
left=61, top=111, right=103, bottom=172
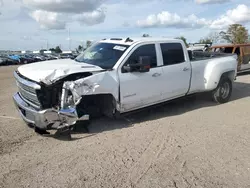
left=0, top=0, right=250, bottom=50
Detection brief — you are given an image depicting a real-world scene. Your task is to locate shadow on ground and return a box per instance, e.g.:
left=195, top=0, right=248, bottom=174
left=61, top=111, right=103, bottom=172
left=68, top=81, right=250, bottom=138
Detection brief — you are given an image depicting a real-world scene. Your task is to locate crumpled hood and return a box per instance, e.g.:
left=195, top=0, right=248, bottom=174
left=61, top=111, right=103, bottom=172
left=17, top=59, right=104, bottom=84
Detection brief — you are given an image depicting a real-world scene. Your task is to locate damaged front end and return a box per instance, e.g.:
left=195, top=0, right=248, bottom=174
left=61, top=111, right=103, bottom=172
left=13, top=67, right=119, bottom=133
left=35, top=108, right=89, bottom=132
left=13, top=71, right=91, bottom=132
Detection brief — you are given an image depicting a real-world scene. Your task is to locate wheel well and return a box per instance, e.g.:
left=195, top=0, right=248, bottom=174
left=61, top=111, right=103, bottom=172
left=221, top=71, right=235, bottom=82
left=76, top=94, right=117, bottom=118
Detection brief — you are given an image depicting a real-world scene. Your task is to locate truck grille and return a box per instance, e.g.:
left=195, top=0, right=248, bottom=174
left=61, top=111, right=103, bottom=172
left=14, top=71, right=41, bottom=109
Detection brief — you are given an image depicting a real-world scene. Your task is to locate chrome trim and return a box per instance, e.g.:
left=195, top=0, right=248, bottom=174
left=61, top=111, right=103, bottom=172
left=18, top=84, right=38, bottom=98
left=14, top=71, right=41, bottom=108
left=14, top=71, right=41, bottom=90
left=18, top=92, right=40, bottom=110
left=13, top=92, right=89, bottom=130
left=13, top=93, right=37, bottom=124
left=16, top=81, right=36, bottom=94
left=18, top=87, right=41, bottom=108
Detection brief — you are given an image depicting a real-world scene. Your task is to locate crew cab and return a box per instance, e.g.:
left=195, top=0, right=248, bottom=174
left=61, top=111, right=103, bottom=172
left=13, top=38, right=238, bottom=133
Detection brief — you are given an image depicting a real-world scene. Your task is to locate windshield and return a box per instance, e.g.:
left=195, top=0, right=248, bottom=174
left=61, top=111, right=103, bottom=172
left=75, top=42, right=129, bottom=69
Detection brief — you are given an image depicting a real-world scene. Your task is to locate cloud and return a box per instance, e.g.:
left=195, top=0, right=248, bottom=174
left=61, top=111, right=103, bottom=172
left=195, top=0, right=230, bottom=4
left=138, top=4, right=250, bottom=30
left=22, top=35, right=32, bottom=40
left=122, top=21, right=130, bottom=27
left=75, top=9, right=105, bottom=26
left=210, top=4, right=250, bottom=29
left=137, top=11, right=209, bottom=29
left=23, top=0, right=103, bottom=13
left=23, top=0, right=106, bottom=29
left=30, top=10, right=66, bottom=30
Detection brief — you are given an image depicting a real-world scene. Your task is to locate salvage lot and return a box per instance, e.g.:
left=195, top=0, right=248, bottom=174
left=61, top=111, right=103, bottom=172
left=0, top=66, right=250, bottom=188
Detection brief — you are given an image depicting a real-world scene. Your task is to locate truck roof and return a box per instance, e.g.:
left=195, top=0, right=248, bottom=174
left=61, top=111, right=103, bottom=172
left=99, top=37, right=182, bottom=46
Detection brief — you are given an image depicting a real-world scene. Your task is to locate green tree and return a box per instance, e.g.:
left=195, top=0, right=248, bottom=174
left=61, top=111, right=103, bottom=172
left=48, top=46, right=62, bottom=53
left=142, top=34, right=150, bottom=37
left=49, top=48, right=55, bottom=52
left=54, top=46, right=62, bottom=53
left=222, top=24, right=248, bottom=44
left=175, top=36, right=188, bottom=47
left=199, top=38, right=212, bottom=44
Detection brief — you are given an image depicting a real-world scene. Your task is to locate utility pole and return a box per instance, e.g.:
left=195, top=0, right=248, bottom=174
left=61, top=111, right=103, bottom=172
left=46, top=40, right=49, bottom=50
left=68, top=28, right=71, bottom=50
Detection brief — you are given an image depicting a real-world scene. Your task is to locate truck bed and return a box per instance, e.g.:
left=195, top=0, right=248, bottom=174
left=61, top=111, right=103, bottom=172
left=189, top=51, right=234, bottom=61
left=188, top=51, right=237, bottom=95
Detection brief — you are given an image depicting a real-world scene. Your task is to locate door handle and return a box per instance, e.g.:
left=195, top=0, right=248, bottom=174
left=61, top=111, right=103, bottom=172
left=152, top=73, right=161, bottom=77
left=183, top=67, right=189, bottom=71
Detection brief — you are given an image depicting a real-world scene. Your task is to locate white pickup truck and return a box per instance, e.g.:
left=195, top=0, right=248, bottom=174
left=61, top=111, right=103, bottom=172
left=13, top=37, right=238, bottom=133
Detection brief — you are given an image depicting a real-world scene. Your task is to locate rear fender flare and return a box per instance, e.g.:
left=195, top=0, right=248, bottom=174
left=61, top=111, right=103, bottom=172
left=204, top=58, right=237, bottom=91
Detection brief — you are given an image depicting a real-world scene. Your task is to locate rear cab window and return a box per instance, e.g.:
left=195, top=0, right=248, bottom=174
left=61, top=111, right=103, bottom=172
left=160, top=43, right=185, bottom=66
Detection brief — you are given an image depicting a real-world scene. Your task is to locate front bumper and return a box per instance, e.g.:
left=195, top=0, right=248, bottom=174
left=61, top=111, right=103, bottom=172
left=13, top=92, right=89, bottom=130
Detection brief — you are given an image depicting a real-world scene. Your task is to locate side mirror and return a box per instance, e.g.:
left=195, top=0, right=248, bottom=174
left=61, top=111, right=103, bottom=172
left=123, top=65, right=132, bottom=72
left=123, top=56, right=151, bottom=73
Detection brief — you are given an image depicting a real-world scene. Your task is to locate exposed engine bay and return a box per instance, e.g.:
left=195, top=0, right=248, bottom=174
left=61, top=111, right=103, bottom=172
left=13, top=69, right=120, bottom=137
left=37, top=72, right=93, bottom=110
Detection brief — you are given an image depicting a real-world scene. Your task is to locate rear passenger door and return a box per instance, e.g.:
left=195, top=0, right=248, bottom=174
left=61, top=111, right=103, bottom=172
left=159, top=43, right=191, bottom=100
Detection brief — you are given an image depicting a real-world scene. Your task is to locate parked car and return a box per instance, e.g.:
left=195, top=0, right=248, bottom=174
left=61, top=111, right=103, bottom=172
left=8, top=54, right=21, bottom=63
left=8, top=54, right=31, bottom=64
left=20, top=54, right=36, bottom=64
left=210, top=44, right=250, bottom=73
left=0, top=54, right=19, bottom=65
left=23, top=54, right=38, bottom=62
left=13, top=37, right=237, bottom=134
left=33, top=54, right=46, bottom=61
left=59, top=53, right=74, bottom=59
left=188, top=43, right=212, bottom=52
left=0, top=57, right=6, bottom=65
left=72, top=53, right=79, bottom=59
left=46, top=54, right=59, bottom=60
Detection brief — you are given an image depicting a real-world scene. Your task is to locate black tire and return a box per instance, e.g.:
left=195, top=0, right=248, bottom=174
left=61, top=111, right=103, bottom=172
left=212, top=77, right=232, bottom=104
left=73, top=120, right=90, bottom=133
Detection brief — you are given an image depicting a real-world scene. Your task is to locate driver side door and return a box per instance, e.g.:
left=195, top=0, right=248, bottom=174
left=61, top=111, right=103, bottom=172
left=118, top=44, right=163, bottom=112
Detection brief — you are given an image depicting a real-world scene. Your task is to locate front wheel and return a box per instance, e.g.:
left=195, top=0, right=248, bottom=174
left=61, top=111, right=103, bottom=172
left=212, top=77, right=232, bottom=104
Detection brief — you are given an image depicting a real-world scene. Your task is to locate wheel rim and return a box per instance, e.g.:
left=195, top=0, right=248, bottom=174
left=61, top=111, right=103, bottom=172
left=220, top=82, right=230, bottom=99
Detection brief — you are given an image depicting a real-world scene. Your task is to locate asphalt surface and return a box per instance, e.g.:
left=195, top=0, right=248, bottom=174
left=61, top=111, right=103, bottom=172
left=0, top=65, right=250, bottom=188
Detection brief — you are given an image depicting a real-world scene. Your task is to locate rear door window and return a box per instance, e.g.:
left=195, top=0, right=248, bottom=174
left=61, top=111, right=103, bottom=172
left=160, top=43, right=185, bottom=66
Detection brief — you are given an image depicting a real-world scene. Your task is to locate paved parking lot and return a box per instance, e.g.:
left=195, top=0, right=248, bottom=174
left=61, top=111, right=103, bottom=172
left=0, top=65, right=250, bottom=188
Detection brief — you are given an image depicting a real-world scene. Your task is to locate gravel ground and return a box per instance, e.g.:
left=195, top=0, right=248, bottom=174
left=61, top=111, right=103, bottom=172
left=0, top=65, right=250, bottom=188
